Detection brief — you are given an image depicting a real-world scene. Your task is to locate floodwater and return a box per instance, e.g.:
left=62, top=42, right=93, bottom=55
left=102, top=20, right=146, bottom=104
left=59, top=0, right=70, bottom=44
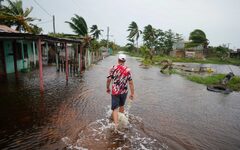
left=0, top=55, right=240, bottom=150
left=174, top=62, right=240, bottom=75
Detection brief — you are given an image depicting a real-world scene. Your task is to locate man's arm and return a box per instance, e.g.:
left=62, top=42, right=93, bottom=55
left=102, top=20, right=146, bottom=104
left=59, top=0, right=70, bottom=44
left=129, top=80, right=134, bottom=100
left=106, top=78, right=111, bottom=94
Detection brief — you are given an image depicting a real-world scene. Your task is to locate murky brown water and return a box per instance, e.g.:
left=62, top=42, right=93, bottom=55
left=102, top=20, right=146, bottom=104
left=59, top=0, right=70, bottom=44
left=0, top=55, right=240, bottom=150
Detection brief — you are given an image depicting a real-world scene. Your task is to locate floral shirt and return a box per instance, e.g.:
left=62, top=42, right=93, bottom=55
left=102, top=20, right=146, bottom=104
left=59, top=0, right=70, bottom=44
left=107, top=64, right=132, bottom=95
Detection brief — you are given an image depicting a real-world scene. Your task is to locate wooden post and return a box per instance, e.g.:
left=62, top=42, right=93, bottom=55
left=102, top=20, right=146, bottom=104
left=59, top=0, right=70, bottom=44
left=75, top=47, right=77, bottom=73
left=85, top=50, right=87, bottom=69
left=78, top=45, right=80, bottom=73
left=65, top=42, right=68, bottom=81
left=80, top=46, right=83, bottom=72
left=37, top=38, right=44, bottom=92
left=13, top=40, right=18, bottom=79
left=32, top=41, right=36, bottom=67
left=21, top=41, right=25, bottom=69
left=56, top=45, right=59, bottom=71
left=46, top=42, right=49, bottom=65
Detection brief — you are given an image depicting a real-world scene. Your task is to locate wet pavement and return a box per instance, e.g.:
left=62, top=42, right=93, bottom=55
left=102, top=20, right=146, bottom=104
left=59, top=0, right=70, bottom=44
left=0, top=55, right=240, bottom=150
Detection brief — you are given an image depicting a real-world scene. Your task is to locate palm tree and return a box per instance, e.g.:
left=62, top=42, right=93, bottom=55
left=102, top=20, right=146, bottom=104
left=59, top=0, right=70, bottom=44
left=65, top=14, right=91, bottom=48
left=90, top=25, right=103, bottom=40
left=65, top=14, right=88, bottom=36
left=127, top=21, right=142, bottom=48
left=66, top=15, right=94, bottom=68
left=163, top=29, right=175, bottom=54
left=0, top=0, right=39, bottom=33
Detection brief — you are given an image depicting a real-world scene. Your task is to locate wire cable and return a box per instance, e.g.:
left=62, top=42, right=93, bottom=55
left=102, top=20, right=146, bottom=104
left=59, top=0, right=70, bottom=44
left=32, top=0, right=52, bottom=17
left=36, top=19, right=53, bottom=25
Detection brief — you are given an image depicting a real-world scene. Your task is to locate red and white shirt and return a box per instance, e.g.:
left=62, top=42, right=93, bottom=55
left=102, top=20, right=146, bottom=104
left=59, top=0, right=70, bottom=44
left=107, top=64, right=132, bottom=95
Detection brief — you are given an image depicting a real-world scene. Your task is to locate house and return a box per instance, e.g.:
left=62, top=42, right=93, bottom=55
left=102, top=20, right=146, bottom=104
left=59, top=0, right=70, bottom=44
left=171, top=40, right=204, bottom=59
left=0, top=30, right=83, bottom=81
left=0, top=25, right=38, bottom=75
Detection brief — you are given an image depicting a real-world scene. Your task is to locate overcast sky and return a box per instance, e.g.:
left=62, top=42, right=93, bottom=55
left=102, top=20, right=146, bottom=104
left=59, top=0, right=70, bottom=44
left=6, top=0, right=240, bottom=49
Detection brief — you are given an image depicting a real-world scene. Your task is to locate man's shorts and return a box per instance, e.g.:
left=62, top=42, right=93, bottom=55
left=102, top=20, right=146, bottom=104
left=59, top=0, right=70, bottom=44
left=111, top=93, right=128, bottom=110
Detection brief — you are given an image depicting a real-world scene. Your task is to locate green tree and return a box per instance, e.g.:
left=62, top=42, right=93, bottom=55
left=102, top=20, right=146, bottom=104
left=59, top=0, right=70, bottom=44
left=90, top=25, right=103, bottom=40
left=155, top=29, right=165, bottom=51
left=163, top=29, right=175, bottom=54
left=90, top=39, right=100, bottom=52
left=185, top=29, right=209, bottom=49
left=0, top=0, right=40, bottom=33
left=99, top=39, right=108, bottom=47
left=125, top=38, right=135, bottom=51
left=215, top=45, right=229, bottom=60
left=127, top=21, right=142, bottom=48
left=142, top=25, right=158, bottom=50
left=139, top=45, right=153, bottom=64
left=174, top=33, right=184, bottom=43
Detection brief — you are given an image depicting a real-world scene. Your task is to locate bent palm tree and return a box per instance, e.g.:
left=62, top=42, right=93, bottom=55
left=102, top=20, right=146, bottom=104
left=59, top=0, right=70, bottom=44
left=65, top=14, right=91, bottom=47
left=127, top=21, right=142, bottom=48
left=0, top=0, right=39, bottom=33
left=90, top=25, right=103, bottom=40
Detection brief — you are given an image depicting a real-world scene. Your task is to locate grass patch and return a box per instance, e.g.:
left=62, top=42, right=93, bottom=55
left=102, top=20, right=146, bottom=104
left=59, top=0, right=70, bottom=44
left=142, top=59, right=152, bottom=66
left=153, top=55, right=240, bottom=65
left=187, top=74, right=225, bottom=85
left=228, top=76, right=240, bottom=91
left=185, top=74, right=240, bottom=91
left=124, top=51, right=240, bottom=65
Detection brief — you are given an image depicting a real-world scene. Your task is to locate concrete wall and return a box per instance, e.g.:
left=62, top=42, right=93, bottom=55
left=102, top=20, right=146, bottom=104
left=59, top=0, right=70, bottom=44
left=170, top=50, right=185, bottom=58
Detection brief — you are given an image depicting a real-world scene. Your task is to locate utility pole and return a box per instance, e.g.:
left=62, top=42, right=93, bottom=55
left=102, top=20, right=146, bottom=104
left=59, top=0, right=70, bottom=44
left=106, top=26, right=109, bottom=49
left=53, top=15, right=56, bottom=34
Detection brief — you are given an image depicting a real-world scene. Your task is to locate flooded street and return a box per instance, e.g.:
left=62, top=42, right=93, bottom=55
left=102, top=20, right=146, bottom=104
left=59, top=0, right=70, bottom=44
left=0, top=55, right=240, bottom=150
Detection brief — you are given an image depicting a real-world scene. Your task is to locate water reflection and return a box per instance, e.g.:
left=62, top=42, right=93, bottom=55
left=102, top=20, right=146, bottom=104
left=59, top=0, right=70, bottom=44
left=0, top=55, right=240, bottom=150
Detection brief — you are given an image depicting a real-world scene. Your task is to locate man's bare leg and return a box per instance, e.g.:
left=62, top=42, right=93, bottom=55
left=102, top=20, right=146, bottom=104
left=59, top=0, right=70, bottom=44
left=112, top=109, right=118, bottom=129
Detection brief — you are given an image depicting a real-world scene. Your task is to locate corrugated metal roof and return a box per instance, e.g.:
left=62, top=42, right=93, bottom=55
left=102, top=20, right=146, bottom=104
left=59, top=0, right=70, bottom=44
left=0, top=25, right=19, bottom=33
left=0, top=32, right=82, bottom=44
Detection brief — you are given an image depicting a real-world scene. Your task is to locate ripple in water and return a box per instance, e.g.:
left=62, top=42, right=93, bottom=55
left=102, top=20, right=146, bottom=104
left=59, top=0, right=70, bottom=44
left=62, top=106, right=168, bottom=150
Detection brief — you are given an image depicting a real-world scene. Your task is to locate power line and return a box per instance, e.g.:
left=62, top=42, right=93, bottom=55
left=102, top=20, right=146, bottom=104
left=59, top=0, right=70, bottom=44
left=36, top=19, right=53, bottom=25
left=32, top=0, right=52, bottom=17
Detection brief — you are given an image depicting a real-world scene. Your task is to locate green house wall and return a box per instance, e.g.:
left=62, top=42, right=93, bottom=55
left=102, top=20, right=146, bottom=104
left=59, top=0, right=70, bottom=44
left=4, top=41, right=14, bottom=73
left=3, top=40, right=37, bottom=74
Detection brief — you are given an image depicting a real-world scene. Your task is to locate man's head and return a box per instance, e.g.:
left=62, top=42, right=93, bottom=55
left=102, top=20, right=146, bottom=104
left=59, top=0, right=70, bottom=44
left=118, top=54, right=126, bottom=63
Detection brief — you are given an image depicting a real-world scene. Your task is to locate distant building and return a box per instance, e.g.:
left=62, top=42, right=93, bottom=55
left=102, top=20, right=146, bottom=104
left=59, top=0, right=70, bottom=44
left=230, top=49, right=240, bottom=58
left=99, top=46, right=109, bottom=58
left=171, top=40, right=204, bottom=59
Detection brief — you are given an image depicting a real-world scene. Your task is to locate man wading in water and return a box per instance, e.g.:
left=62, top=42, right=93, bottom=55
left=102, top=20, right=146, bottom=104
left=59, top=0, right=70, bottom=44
left=106, top=54, right=135, bottom=129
